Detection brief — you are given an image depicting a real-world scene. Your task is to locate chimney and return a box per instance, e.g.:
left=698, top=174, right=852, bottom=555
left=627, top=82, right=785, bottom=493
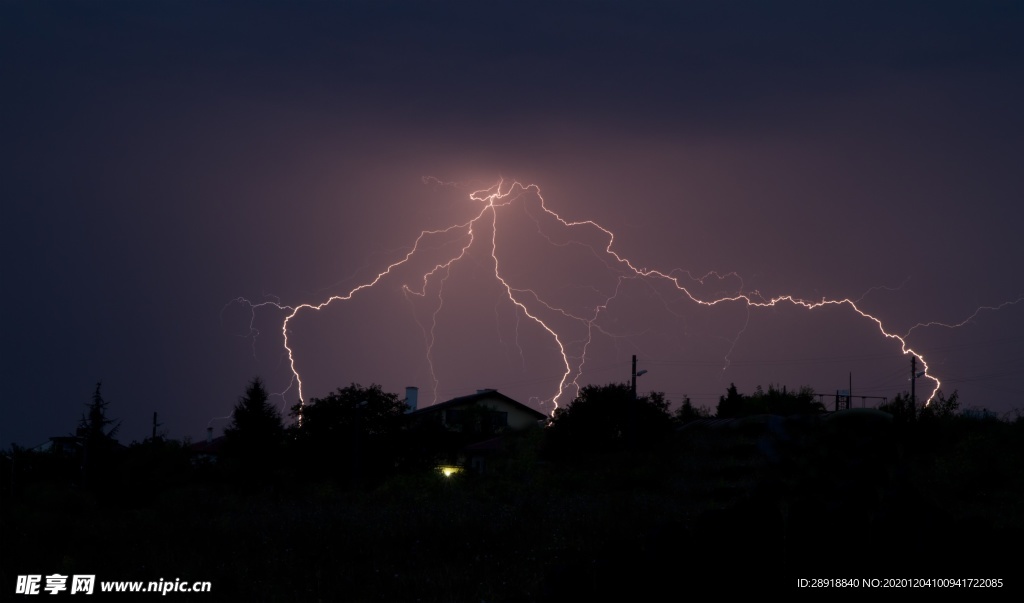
left=405, top=386, right=418, bottom=413
left=206, top=426, right=213, bottom=444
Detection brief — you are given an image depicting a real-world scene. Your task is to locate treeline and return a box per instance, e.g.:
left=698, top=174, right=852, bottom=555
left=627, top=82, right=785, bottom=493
left=1, top=378, right=998, bottom=497
left=715, top=382, right=822, bottom=417
left=3, top=378, right=1012, bottom=498
left=3, top=379, right=1023, bottom=602
left=0, top=378, right=836, bottom=503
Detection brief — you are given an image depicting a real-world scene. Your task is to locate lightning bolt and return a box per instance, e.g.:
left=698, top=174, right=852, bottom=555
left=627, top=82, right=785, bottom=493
left=231, top=179, right=1020, bottom=413
left=902, top=297, right=1024, bottom=338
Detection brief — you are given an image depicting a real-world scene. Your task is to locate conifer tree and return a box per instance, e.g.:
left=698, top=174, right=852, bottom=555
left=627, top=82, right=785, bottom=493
left=223, top=377, right=284, bottom=481
left=78, top=382, right=120, bottom=486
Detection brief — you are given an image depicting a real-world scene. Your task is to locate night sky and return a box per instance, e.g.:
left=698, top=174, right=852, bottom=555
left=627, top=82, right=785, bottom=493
left=3, top=1, right=1023, bottom=449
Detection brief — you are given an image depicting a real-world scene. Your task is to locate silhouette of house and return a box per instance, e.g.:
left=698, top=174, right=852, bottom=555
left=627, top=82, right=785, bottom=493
left=407, top=389, right=546, bottom=474
left=188, top=427, right=226, bottom=464
left=408, top=389, right=547, bottom=432
left=32, top=434, right=128, bottom=458
left=32, top=435, right=85, bottom=457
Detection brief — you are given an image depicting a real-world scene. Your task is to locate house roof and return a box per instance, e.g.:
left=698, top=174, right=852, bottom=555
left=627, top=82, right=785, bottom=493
left=189, top=435, right=226, bottom=454
left=31, top=436, right=83, bottom=454
left=408, top=389, right=547, bottom=420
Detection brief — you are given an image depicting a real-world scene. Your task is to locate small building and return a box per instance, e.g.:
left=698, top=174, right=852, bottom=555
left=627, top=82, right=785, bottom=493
left=188, top=427, right=226, bottom=464
left=407, top=388, right=547, bottom=432
left=407, top=389, right=547, bottom=475
left=32, top=436, right=85, bottom=457
left=962, top=407, right=999, bottom=421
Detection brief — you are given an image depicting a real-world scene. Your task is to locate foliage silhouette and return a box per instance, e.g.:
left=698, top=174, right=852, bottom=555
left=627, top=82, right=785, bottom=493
left=715, top=382, right=745, bottom=418
left=79, top=382, right=121, bottom=442
left=878, top=391, right=916, bottom=423
left=715, top=382, right=822, bottom=417
left=673, top=394, right=711, bottom=425
left=78, top=382, right=121, bottom=488
left=289, top=383, right=407, bottom=486
left=222, top=377, right=285, bottom=484
left=4, top=379, right=1024, bottom=602
left=918, top=389, right=960, bottom=422
left=544, top=382, right=673, bottom=459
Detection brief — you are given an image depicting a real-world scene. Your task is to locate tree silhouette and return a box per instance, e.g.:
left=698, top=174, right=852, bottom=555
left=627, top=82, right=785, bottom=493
left=222, top=377, right=284, bottom=483
left=752, top=384, right=821, bottom=415
left=674, top=395, right=710, bottom=424
left=289, top=383, right=407, bottom=485
left=716, top=383, right=822, bottom=417
left=715, top=383, right=744, bottom=418
left=918, top=389, right=960, bottom=421
left=80, top=382, right=121, bottom=442
left=879, top=391, right=915, bottom=423
left=545, top=382, right=673, bottom=458
left=886, top=389, right=963, bottom=453
left=78, top=382, right=121, bottom=487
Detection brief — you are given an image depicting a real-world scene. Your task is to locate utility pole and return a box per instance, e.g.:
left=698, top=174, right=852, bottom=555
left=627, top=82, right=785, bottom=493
left=629, top=355, right=637, bottom=448
left=151, top=412, right=162, bottom=441
left=627, top=355, right=649, bottom=448
left=910, top=355, right=917, bottom=419
left=629, top=355, right=648, bottom=400
left=631, top=355, right=638, bottom=401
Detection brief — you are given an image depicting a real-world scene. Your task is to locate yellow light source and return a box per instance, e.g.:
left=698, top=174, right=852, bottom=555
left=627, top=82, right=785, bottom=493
left=438, top=465, right=463, bottom=477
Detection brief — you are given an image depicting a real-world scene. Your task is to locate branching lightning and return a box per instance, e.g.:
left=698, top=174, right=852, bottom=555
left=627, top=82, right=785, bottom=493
left=231, top=179, right=1019, bottom=413
left=902, top=298, right=1024, bottom=338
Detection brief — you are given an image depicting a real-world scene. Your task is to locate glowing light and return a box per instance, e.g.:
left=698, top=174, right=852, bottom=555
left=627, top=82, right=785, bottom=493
left=439, top=465, right=463, bottom=477
left=232, top=178, right=1021, bottom=413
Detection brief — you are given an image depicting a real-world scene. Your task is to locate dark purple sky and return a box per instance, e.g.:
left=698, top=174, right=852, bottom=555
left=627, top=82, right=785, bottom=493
left=3, top=1, right=1023, bottom=448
